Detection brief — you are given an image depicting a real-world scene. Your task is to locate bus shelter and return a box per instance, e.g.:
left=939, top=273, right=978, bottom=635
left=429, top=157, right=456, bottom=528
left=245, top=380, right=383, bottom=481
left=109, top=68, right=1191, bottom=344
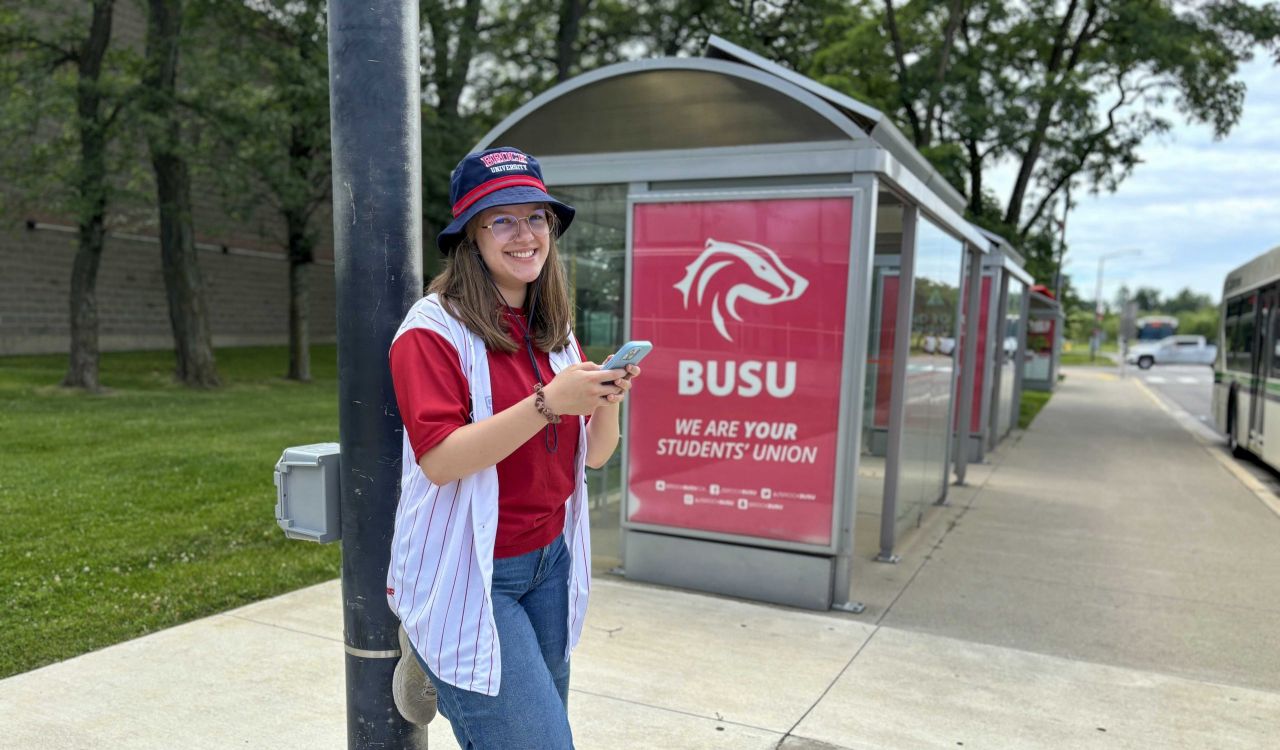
left=474, top=36, right=990, bottom=610
left=1024, top=285, right=1063, bottom=391
left=954, top=230, right=1033, bottom=463
left=950, top=230, right=993, bottom=487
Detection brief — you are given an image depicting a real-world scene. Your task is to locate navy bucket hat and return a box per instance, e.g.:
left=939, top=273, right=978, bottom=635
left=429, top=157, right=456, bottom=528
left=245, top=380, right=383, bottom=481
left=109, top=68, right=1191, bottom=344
left=436, top=146, right=575, bottom=254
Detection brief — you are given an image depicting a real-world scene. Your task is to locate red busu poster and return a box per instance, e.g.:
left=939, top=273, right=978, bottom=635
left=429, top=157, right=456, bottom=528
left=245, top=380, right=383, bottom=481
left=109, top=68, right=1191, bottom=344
left=626, top=197, right=853, bottom=547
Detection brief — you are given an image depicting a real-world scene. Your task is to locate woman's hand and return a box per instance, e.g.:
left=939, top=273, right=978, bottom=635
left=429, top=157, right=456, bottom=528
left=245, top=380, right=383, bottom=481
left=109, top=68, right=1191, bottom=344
left=583, top=359, right=641, bottom=468
left=600, top=363, right=641, bottom=406
left=541, top=363, right=626, bottom=416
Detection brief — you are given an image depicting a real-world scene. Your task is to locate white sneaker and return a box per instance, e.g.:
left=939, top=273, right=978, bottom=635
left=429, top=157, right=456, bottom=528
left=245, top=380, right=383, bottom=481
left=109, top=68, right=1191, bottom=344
left=392, top=624, right=437, bottom=725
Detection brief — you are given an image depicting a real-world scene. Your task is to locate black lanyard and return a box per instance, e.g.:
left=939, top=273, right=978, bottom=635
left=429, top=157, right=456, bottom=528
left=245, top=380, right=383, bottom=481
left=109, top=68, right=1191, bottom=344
left=485, top=267, right=558, bottom=453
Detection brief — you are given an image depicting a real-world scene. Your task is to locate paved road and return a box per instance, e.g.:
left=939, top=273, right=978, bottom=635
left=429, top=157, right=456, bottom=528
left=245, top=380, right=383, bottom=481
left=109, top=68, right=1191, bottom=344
left=1128, top=363, right=1216, bottom=431
left=1127, top=362, right=1280, bottom=496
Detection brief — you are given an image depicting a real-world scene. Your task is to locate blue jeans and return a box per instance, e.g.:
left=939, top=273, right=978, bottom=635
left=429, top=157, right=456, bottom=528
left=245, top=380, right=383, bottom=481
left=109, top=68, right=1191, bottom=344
left=414, top=534, right=574, bottom=749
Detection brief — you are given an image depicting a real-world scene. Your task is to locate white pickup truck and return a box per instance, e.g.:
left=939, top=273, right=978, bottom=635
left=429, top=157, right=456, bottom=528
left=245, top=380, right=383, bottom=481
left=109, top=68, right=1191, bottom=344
left=1125, top=335, right=1217, bottom=369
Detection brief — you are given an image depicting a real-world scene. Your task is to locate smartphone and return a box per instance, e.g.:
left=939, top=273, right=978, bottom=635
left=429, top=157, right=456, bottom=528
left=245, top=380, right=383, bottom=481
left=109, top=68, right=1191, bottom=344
left=600, top=340, right=653, bottom=376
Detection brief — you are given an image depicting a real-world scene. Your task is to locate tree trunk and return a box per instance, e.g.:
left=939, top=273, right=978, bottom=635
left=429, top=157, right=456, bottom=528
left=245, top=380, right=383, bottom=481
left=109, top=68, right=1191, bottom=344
left=65, top=211, right=106, bottom=391
left=145, top=0, right=219, bottom=387
left=555, top=0, right=587, bottom=83
left=965, top=138, right=983, bottom=216
left=427, top=0, right=482, bottom=120
left=284, top=207, right=313, bottom=382
left=153, top=151, right=219, bottom=387
left=63, top=0, right=115, bottom=392
left=1004, top=0, right=1095, bottom=228
left=922, top=0, right=966, bottom=146
left=287, top=258, right=311, bottom=381
left=882, top=0, right=924, bottom=146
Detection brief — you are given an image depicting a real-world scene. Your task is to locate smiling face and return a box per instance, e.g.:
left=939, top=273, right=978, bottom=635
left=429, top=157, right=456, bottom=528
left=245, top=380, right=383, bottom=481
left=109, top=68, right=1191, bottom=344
left=470, top=202, right=552, bottom=308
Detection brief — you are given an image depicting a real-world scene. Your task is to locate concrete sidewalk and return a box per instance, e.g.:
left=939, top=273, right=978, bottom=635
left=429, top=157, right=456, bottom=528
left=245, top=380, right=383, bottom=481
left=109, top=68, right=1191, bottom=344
left=3, top=368, right=1278, bottom=749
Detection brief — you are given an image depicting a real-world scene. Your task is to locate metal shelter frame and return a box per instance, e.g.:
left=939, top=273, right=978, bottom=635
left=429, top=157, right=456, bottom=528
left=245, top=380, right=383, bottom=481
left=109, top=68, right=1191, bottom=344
left=952, top=229, right=1035, bottom=464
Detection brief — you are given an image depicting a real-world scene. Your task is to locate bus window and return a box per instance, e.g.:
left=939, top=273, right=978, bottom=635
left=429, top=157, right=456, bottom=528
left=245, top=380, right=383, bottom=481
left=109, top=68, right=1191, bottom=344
left=1225, top=299, right=1240, bottom=370
left=1271, top=312, right=1280, bottom=376
left=1234, top=295, right=1256, bottom=373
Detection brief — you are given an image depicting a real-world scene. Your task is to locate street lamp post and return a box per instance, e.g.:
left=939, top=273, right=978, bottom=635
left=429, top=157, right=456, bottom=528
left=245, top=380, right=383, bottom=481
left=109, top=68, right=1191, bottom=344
left=1091, top=249, right=1142, bottom=362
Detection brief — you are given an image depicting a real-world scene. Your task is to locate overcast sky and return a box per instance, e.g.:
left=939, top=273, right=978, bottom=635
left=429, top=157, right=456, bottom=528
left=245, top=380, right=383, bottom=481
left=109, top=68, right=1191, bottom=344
left=988, top=54, right=1280, bottom=307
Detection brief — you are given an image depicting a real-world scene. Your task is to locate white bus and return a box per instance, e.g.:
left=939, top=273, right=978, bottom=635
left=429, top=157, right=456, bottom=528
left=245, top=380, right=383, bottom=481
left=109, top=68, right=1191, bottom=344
left=1136, top=314, right=1178, bottom=342
left=1215, top=244, right=1280, bottom=461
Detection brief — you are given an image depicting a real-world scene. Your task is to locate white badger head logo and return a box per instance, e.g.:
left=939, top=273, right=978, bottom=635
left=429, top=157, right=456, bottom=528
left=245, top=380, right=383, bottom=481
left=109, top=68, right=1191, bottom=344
left=673, top=238, right=809, bottom=342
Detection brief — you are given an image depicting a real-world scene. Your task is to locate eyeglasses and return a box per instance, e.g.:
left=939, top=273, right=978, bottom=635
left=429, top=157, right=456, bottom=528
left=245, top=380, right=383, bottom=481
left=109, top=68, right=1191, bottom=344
left=480, top=210, right=552, bottom=244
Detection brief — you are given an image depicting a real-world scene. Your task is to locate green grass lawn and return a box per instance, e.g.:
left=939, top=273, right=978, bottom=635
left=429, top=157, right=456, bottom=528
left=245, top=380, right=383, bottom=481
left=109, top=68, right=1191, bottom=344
left=1019, top=389, right=1053, bottom=429
left=0, top=346, right=342, bottom=678
left=1058, top=350, right=1117, bottom=366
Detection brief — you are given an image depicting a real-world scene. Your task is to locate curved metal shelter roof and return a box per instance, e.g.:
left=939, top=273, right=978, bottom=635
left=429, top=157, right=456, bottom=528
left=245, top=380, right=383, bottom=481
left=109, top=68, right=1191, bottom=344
left=478, top=57, right=863, bottom=157
left=475, top=36, right=988, bottom=250
left=702, top=36, right=966, bottom=214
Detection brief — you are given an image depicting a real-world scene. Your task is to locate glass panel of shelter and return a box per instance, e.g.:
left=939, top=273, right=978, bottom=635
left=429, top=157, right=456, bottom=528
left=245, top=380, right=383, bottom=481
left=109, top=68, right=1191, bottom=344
left=857, top=192, right=965, bottom=555
left=986, top=275, right=1011, bottom=448
left=957, top=267, right=996, bottom=454
left=899, top=216, right=964, bottom=532
left=856, top=194, right=904, bottom=559
left=1001, top=280, right=1026, bottom=436
left=554, top=183, right=630, bottom=573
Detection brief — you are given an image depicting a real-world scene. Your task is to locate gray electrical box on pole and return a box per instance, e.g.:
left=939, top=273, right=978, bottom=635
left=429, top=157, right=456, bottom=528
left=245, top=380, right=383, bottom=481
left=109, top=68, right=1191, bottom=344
left=274, top=443, right=341, bottom=543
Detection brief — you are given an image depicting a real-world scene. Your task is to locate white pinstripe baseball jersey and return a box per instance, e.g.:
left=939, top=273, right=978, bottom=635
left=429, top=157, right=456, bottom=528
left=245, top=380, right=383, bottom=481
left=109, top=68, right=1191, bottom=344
left=386, top=293, right=592, bottom=696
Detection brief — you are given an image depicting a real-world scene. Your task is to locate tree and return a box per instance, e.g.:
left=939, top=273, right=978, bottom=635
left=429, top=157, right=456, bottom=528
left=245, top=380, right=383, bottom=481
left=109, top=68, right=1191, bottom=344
left=813, top=0, right=1279, bottom=311
left=473, top=0, right=846, bottom=128
left=1130, top=286, right=1163, bottom=312
left=1066, top=307, right=1096, bottom=341
left=1113, top=284, right=1131, bottom=311
left=1000, top=0, right=1280, bottom=234
left=418, top=0, right=486, bottom=280
left=142, top=0, right=219, bottom=387
left=1164, top=287, right=1214, bottom=315
left=0, top=1, right=140, bottom=391
left=186, top=0, right=331, bottom=381
left=818, top=0, right=1280, bottom=236
left=1177, top=307, right=1219, bottom=338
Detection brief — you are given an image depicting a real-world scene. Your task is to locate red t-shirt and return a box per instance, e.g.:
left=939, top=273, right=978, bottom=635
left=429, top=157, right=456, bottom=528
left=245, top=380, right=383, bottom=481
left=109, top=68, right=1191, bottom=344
left=389, top=309, right=585, bottom=558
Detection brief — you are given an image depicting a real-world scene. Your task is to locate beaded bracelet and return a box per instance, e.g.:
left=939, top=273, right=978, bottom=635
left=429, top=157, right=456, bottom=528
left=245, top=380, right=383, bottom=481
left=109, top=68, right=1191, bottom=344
left=532, top=384, right=562, bottom=424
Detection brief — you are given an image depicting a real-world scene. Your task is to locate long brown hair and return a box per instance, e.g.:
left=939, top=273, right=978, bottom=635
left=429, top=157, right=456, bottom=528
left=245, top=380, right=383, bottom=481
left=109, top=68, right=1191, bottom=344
left=427, top=211, right=573, bottom=354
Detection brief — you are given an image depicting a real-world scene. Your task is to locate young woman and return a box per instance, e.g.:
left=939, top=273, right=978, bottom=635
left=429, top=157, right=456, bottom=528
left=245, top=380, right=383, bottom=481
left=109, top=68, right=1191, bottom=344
left=386, top=147, right=639, bottom=749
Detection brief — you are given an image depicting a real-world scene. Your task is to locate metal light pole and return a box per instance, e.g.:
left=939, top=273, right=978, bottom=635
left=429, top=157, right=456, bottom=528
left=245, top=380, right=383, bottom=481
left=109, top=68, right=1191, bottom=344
left=328, top=1, right=425, bottom=748
left=1090, top=249, right=1141, bottom=362
left=1052, top=186, right=1070, bottom=303
left=1091, top=259, right=1104, bottom=362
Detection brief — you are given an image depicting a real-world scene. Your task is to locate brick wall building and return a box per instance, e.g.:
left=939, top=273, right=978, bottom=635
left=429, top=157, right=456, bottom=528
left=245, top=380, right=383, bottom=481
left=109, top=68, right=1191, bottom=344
left=1, top=1, right=339, bottom=357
